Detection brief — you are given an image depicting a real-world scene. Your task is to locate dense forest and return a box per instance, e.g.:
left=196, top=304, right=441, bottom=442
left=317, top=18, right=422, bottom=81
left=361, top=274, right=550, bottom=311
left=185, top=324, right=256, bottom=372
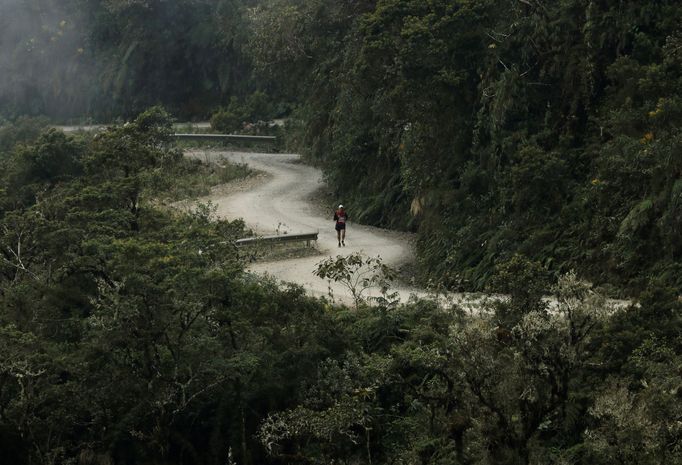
left=1, top=1, right=681, bottom=465
left=0, top=0, right=266, bottom=120
left=249, top=0, right=682, bottom=294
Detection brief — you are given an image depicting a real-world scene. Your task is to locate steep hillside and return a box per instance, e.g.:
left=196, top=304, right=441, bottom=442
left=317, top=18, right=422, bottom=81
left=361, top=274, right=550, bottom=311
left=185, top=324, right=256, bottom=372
left=250, top=0, right=682, bottom=294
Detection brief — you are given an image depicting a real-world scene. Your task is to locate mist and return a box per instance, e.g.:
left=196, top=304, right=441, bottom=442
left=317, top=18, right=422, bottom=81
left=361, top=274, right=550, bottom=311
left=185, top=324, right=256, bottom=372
left=0, top=0, right=256, bottom=122
left=0, top=0, right=94, bottom=121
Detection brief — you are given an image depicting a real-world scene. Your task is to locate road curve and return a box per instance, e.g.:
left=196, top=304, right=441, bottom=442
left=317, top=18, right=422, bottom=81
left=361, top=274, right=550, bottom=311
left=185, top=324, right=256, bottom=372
left=187, top=150, right=475, bottom=306
left=184, top=150, right=630, bottom=313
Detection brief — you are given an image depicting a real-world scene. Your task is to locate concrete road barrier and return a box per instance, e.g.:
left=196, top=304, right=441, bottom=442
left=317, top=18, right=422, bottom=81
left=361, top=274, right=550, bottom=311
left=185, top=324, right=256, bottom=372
left=174, top=133, right=276, bottom=143
left=235, top=232, right=318, bottom=248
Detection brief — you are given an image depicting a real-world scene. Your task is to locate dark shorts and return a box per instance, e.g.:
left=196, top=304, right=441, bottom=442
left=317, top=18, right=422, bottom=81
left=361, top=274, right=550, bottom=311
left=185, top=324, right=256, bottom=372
left=335, top=223, right=346, bottom=231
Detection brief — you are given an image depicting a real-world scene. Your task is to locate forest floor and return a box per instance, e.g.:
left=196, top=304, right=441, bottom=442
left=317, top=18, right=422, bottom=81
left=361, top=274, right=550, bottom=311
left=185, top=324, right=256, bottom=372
left=184, top=149, right=491, bottom=309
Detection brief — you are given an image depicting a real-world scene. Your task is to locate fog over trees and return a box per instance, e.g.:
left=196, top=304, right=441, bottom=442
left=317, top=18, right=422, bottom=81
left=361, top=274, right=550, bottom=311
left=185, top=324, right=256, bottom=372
left=0, top=0, right=92, bottom=118
left=0, top=0, right=259, bottom=120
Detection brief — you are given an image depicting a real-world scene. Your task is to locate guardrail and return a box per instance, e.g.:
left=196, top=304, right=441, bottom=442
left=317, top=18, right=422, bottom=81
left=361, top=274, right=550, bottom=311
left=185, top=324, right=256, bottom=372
left=235, top=232, right=318, bottom=248
left=174, top=133, right=276, bottom=143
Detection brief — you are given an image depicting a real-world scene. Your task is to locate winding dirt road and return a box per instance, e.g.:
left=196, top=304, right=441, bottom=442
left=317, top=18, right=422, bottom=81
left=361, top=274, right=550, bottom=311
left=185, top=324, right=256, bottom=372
left=189, top=150, right=477, bottom=307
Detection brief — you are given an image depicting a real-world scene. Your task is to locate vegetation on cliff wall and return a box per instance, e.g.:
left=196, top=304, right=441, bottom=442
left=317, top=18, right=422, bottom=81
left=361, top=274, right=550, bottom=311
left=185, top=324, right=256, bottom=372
left=250, top=0, right=682, bottom=294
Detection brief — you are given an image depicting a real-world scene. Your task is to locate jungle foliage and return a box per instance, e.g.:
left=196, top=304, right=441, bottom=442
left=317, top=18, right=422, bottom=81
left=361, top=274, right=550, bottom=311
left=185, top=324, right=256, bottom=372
left=1, top=1, right=681, bottom=464
left=0, top=109, right=336, bottom=465
left=250, top=0, right=682, bottom=294
left=0, top=108, right=682, bottom=465
left=0, top=111, right=680, bottom=465
left=0, top=108, right=679, bottom=465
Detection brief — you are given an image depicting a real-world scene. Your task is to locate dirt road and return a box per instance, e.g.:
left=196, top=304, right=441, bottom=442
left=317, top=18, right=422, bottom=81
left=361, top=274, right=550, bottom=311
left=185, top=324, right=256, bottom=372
left=183, top=150, right=632, bottom=313
left=189, top=150, right=479, bottom=307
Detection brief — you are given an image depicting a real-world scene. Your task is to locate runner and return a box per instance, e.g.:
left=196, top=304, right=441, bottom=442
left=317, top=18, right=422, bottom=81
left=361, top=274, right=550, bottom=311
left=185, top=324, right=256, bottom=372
left=334, top=204, right=348, bottom=247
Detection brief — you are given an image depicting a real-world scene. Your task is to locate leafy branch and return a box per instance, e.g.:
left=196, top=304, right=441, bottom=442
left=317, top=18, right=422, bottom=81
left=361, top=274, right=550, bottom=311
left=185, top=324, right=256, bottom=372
left=314, top=252, right=397, bottom=309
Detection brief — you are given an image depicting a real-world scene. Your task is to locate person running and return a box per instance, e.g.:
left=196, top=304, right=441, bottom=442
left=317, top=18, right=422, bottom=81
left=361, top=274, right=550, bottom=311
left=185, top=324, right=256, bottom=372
left=334, top=204, right=348, bottom=247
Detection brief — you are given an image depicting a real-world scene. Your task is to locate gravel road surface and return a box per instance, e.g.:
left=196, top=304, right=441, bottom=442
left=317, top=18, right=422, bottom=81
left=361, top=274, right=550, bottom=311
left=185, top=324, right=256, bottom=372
left=187, top=150, right=480, bottom=307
